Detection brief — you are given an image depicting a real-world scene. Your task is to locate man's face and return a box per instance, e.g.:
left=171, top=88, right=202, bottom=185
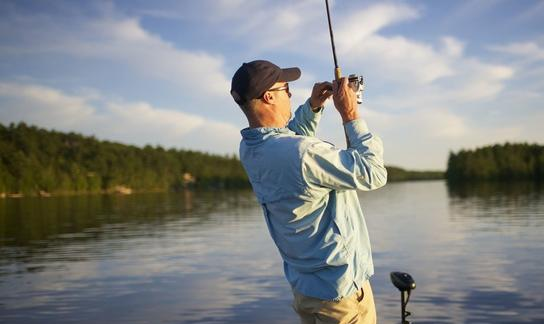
left=268, top=81, right=292, bottom=121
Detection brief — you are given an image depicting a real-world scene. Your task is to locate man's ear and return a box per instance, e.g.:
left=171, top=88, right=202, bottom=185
left=261, top=91, right=274, bottom=104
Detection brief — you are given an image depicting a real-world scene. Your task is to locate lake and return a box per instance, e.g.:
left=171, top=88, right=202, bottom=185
left=0, top=181, right=543, bottom=323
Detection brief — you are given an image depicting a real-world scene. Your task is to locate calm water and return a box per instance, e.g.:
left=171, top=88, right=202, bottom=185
left=0, top=181, right=543, bottom=324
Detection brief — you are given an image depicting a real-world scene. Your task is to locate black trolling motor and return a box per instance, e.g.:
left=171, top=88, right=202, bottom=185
left=324, top=0, right=365, bottom=104
left=390, top=272, right=416, bottom=324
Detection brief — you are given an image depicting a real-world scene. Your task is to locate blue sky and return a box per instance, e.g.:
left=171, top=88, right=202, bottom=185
left=0, top=0, right=543, bottom=170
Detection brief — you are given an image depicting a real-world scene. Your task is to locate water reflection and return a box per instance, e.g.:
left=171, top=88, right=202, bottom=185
left=446, top=181, right=544, bottom=323
left=447, top=181, right=542, bottom=198
left=0, top=190, right=296, bottom=324
left=0, top=190, right=256, bottom=261
left=1, top=183, right=543, bottom=323
left=361, top=181, right=544, bottom=324
left=447, top=181, right=544, bottom=228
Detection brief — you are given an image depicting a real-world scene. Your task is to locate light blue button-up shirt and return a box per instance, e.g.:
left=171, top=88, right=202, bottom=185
left=239, top=99, right=387, bottom=301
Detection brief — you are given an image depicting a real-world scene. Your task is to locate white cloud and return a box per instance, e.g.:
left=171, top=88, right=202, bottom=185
left=441, top=37, right=465, bottom=58
left=0, top=6, right=232, bottom=109
left=334, top=4, right=515, bottom=91
left=65, top=18, right=230, bottom=99
left=359, top=106, right=525, bottom=170
left=330, top=4, right=454, bottom=84
left=0, top=82, right=240, bottom=154
left=191, top=0, right=327, bottom=55
left=349, top=34, right=456, bottom=84
left=490, top=41, right=544, bottom=62
left=98, top=101, right=205, bottom=144
left=487, top=40, right=544, bottom=100
left=336, top=3, right=420, bottom=52
left=420, top=108, right=468, bottom=138
left=0, top=83, right=95, bottom=129
left=447, top=60, right=514, bottom=102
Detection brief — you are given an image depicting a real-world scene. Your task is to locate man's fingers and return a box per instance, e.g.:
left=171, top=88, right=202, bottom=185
left=320, top=89, right=333, bottom=99
left=314, top=81, right=333, bottom=92
left=320, top=81, right=333, bottom=91
left=319, top=87, right=333, bottom=96
left=311, top=82, right=334, bottom=107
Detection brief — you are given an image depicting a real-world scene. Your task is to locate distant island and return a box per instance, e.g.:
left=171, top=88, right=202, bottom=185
left=447, top=143, right=543, bottom=182
left=1, top=122, right=442, bottom=197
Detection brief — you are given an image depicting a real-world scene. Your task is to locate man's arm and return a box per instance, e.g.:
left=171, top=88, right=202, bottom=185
left=288, top=82, right=332, bottom=137
left=302, top=120, right=387, bottom=191
left=287, top=99, right=322, bottom=136
left=301, top=77, right=387, bottom=191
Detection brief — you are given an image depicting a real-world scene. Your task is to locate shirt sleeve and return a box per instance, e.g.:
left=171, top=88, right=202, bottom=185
left=301, top=119, right=387, bottom=191
left=287, top=99, right=323, bottom=137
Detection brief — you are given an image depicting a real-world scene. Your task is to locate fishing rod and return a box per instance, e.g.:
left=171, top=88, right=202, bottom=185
left=324, top=0, right=364, bottom=104
left=325, top=3, right=417, bottom=322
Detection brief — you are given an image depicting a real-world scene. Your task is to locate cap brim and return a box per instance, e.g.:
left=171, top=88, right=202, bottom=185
left=279, top=67, right=301, bottom=82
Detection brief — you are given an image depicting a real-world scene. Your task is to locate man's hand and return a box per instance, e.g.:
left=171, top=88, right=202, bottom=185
left=333, top=77, right=359, bottom=124
left=310, top=82, right=333, bottom=111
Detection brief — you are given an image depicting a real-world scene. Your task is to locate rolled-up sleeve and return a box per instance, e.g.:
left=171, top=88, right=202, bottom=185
left=301, top=119, right=387, bottom=191
left=288, top=99, right=323, bottom=137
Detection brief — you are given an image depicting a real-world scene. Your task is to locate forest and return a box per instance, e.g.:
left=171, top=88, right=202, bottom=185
left=0, top=122, right=444, bottom=196
left=386, top=166, right=443, bottom=182
left=0, top=123, right=248, bottom=195
left=446, top=143, right=544, bottom=182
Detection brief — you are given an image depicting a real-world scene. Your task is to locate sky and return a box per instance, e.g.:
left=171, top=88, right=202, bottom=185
left=0, top=0, right=543, bottom=170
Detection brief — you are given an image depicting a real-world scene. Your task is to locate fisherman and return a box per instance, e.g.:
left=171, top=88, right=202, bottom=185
left=230, top=59, right=387, bottom=324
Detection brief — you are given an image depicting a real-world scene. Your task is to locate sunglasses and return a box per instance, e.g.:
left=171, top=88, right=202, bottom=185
left=264, top=83, right=291, bottom=98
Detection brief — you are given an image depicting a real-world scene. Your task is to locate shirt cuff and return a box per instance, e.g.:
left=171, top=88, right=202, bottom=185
left=306, top=98, right=324, bottom=114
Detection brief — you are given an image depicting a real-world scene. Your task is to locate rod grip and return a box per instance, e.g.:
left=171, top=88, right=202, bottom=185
left=335, top=67, right=342, bottom=80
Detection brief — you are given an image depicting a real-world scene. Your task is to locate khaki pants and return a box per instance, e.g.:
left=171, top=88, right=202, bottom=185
left=292, top=280, right=377, bottom=324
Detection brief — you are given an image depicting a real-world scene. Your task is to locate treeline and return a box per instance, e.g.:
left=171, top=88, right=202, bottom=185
left=0, top=122, right=449, bottom=196
left=446, top=143, right=544, bottom=182
left=0, top=122, right=249, bottom=194
left=386, top=166, right=444, bottom=181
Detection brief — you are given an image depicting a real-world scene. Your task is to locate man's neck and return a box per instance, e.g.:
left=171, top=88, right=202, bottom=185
left=247, top=111, right=288, bottom=128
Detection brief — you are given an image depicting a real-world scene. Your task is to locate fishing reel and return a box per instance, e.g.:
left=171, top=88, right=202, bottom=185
left=348, top=74, right=364, bottom=104
left=325, top=0, right=365, bottom=105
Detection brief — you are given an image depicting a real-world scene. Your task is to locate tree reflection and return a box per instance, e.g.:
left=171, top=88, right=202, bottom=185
left=0, top=190, right=257, bottom=267
left=447, top=181, right=541, bottom=199
left=447, top=181, right=544, bottom=225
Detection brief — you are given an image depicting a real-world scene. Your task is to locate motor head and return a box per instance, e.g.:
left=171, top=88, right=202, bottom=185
left=390, top=271, right=416, bottom=292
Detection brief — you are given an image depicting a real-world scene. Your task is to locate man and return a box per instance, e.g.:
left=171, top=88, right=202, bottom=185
left=230, top=60, right=387, bottom=324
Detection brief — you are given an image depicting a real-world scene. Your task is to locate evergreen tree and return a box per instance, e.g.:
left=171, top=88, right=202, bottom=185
left=447, top=143, right=543, bottom=182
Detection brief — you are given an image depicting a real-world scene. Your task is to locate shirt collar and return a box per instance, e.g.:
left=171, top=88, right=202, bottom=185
left=240, top=126, right=293, bottom=140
